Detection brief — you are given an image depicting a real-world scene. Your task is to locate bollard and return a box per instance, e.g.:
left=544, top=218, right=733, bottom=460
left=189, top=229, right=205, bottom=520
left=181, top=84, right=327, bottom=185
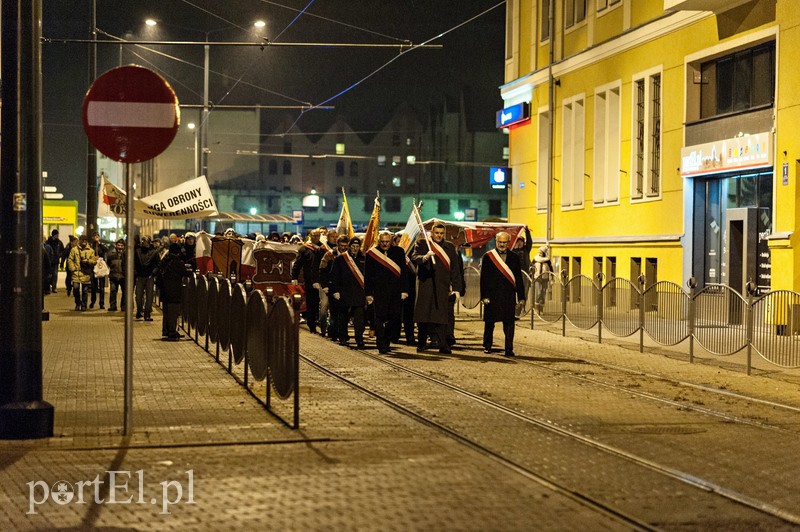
left=596, top=272, right=604, bottom=344
left=687, top=277, right=697, bottom=364
left=638, top=274, right=646, bottom=353
left=561, top=270, right=568, bottom=337
left=745, top=280, right=756, bottom=375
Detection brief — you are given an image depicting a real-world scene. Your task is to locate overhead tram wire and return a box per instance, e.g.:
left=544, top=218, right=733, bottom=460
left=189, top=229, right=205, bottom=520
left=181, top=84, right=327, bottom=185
left=283, top=0, right=505, bottom=134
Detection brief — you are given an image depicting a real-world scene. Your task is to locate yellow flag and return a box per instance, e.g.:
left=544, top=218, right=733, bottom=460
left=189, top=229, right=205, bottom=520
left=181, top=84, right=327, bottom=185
left=362, top=193, right=381, bottom=250
left=336, top=188, right=354, bottom=240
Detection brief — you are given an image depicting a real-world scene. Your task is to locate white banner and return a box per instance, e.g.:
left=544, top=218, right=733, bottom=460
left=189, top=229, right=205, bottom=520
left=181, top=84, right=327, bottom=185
left=99, top=175, right=218, bottom=219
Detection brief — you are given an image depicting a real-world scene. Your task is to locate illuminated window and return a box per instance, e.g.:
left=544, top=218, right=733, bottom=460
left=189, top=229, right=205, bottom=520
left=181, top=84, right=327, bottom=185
left=406, top=155, right=416, bottom=165
left=392, top=156, right=401, bottom=167
left=392, top=177, right=401, bottom=187
left=377, top=155, right=386, bottom=167
left=335, top=143, right=345, bottom=155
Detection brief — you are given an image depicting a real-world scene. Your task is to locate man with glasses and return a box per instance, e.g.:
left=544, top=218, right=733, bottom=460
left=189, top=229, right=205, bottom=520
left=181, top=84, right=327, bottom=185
left=365, top=231, right=408, bottom=354
left=412, top=222, right=462, bottom=354
left=480, top=232, right=526, bottom=357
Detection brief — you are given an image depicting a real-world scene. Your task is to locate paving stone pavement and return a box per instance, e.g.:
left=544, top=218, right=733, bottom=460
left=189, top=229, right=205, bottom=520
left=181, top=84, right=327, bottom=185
left=1, top=279, right=799, bottom=530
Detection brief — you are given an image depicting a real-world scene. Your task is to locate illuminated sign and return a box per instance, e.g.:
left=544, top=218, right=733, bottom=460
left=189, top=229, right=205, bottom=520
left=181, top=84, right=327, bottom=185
left=495, top=102, right=530, bottom=128
left=680, top=132, right=772, bottom=177
left=489, top=167, right=510, bottom=189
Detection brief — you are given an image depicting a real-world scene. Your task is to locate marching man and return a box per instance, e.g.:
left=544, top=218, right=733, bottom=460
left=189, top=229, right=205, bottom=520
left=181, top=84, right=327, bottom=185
left=480, top=232, right=526, bottom=357
left=365, top=231, right=409, bottom=354
left=330, top=236, right=367, bottom=349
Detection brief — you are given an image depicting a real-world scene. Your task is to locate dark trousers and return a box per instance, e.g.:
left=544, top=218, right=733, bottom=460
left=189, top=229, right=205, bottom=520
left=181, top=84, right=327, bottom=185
left=162, top=302, right=180, bottom=337
left=375, top=301, right=402, bottom=351
left=50, top=264, right=59, bottom=292
left=109, top=278, right=125, bottom=310
left=483, top=319, right=515, bottom=354
left=72, top=282, right=90, bottom=309
left=65, top=269, right=73, bottom=294
left=401, top=291, right=416, bottom=344
left=418, top=322, right=447, bottom=352
left=304, top=285, right=320, bottom=332
left=446, top=294, right=457, bottom=346
left=327, top=298, right=340, bottom=340
left=91, top=275, right=106, bottom=307
left=135, top=276, right=154, bottom=317
left=337, top=305, right=365, bottom=344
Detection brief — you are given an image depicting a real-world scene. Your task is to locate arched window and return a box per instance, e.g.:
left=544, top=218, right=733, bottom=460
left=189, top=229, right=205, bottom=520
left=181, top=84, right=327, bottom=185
left=283, top=160, right=292, bottom=175
left=268, top=160, right=277, bottom=175
left=335, top=161, right=345, bottom=177
left=350, top=161, right=358, bottom=177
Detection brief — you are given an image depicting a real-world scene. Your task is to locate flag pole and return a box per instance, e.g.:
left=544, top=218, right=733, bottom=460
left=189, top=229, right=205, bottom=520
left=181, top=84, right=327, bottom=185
left=413, top=201, right=435, bottom=265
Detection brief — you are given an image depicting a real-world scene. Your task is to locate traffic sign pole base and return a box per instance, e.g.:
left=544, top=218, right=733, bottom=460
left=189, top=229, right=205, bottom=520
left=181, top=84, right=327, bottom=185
left=0, top=401, right=54, bottom=440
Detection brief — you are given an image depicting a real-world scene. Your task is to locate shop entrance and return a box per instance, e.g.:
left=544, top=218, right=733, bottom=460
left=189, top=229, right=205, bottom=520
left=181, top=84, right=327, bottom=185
left=692, top=171, right=772, bottom=294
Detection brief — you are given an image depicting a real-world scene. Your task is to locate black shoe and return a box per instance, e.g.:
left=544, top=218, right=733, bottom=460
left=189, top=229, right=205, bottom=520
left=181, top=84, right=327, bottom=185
left=80, top=306, right=87, bottom=311
left=89, top=303, right=94, bottom=309
left=483, top=348, right=492, bottom=354
left=439, top=348, right=452, bottom=355
left=144, top=316, right=153, bottom=322
left=136, top=313, right=142, bottom=319
left=99, top=304, right=104, bottom=309
left=52, top=289, right=57, bottom=294
left=504, top=351, right=515, bottom=358
left=378, top=348, right=389, bottom=354
left=355, top=342, right=366, bottom=349
left=108, top=308, right=116, bottom=312
left=416, top=345, right=427, bottom=353
left=338, top=340, right=348, bottom=347
left=168, top=333, right=185, bottom=340
left=74, top=304, right=81, bottom=311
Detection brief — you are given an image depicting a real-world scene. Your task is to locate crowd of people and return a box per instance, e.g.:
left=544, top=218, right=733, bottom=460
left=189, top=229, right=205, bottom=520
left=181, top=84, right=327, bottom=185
left=42, top=230, right=198, bottom=340
left=43, top=224, right=549, bottom=355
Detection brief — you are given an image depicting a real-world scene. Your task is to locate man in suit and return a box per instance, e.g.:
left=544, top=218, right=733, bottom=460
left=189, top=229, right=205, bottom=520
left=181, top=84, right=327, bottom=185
left=480, top=232, right=526, bottom=357
left=330, top=236, right=367, bottom=348
left=411, top=222, right=462, bottom=355
left=365, top=231, right=408, bottom=354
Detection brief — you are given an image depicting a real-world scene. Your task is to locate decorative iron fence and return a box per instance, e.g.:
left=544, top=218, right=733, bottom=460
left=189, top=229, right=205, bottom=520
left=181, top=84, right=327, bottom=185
left=181, top=273, right=301, bottom=428
left=521, top=271, right=800, bottom=373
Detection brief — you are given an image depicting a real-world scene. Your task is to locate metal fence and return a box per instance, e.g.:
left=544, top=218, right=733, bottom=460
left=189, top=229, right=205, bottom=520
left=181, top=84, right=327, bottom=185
left=465, top=266, right=800, bottom=373
left=181, top=273, right=301, bottom=428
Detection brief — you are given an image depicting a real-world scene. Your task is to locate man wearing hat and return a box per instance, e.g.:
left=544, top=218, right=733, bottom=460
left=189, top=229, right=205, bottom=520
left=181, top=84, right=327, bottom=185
left=480, top=232, right=526, bottom=357
left=330, top=236, right=367, bottom=348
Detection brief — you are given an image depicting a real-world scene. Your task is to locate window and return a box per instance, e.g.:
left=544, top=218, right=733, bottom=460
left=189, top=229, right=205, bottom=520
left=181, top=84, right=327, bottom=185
left=438, top=199, right=450, bottom=215
left=506, top=0, right=515, bottom=59
left=335, top=143, right=345, bottom=155
left=349, top=162, right=358, bottom=177
left=632, top=69, right=661, bottom=200
left=283, top=160, right=292, bottom=175
left=540, top=0, right=550, bottom=41
left=537, top=110, right=550, bottom=210
left=282, top=139, right=292, bottom=154
left=335, top=161, right=344, bottom=177
left=593, top=84, right=620, bottom=205
left=700, top=42, right=775, bottom=119
left=268, top=160, right=277, bottom=175
left=458, top=199, right=470, bottom=210
left=384, top=196, right=401, bottom=212
left=406, top=155, right=416, bottom=165
left=377, top=155, right=386, bottom=167
left=391, top=177, right=401, bottom=187
left=561, top=96, right=585, bottom=208
left=596, top=0, right=620, bottom=11
left=392, top=156, right=401, bottom=167
left=392, top=134, right=401, bottom=146
left=565, top=0, right=587, bottom=29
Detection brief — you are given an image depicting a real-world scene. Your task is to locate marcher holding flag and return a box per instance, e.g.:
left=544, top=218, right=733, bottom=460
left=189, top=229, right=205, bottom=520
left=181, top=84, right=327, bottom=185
left=362, top=192, right=381, bottom=251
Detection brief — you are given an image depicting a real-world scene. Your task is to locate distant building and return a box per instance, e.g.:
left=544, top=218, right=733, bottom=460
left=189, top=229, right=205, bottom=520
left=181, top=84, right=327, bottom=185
left=502, top=0, right=786, bottom=293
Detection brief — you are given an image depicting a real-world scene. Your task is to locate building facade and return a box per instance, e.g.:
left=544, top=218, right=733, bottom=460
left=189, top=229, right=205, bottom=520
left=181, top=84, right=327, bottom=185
left=501, top=0, right=793, bottom=293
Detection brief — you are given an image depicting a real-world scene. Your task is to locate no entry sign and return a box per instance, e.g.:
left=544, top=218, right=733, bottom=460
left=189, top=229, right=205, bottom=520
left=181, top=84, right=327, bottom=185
left=82, top=65, right=180, bottom=163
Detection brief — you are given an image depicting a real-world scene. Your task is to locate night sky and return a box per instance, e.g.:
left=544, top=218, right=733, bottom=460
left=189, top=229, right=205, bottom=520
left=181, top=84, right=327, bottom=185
left=42, top=0, right=506, bottom=211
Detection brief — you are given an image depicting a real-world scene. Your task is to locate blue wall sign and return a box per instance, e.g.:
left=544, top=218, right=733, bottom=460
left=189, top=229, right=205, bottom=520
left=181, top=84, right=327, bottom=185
left=495, top=102, right=530, bottom=128
left=489, top=167, right=510, bottom=189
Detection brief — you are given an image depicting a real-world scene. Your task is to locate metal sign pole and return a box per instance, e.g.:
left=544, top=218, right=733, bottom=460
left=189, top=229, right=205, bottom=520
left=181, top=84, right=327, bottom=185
left=123, top=163, right=134, bottom=435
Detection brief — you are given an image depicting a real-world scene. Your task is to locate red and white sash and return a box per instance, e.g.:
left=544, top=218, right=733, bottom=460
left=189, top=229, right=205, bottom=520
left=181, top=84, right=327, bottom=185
left=343, top=252, right=364, bottom=288
left=367, top=248, right=401, bottom=277
left=430, top=240, right=451, bottom=270
left=487, top=249, right=515, bottom=287
left=321, top=241, right=334, bottom=259
left=303, top=242, right=318, bottom=252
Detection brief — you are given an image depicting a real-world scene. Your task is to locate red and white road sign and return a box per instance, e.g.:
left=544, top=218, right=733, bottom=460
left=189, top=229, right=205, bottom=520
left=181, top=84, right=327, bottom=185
left=82, top=65, right=180, bottom=163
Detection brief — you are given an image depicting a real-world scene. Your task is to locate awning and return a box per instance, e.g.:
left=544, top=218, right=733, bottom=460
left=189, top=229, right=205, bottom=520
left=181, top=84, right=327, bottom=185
left=208, top=212, right=296, bottom=223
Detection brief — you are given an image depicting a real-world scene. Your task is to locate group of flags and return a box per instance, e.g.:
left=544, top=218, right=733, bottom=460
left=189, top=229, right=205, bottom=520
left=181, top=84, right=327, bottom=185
left=334, top=187, right=423, bottom=253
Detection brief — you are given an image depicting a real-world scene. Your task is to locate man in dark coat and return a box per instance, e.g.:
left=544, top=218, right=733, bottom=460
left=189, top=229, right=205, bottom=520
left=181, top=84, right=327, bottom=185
left=134, top=236, right=159, bottom=321
left=480, top=232, right=526, bottom=357
left=330, top=236, right=366, bottom=348
left=106, top=239, right=126, bottom=311
left=320, top=235, right=348, bottom=342
left=291, top=228, right=322, bottom=334
left=411, top=222, right=462, bottom=354
left=156, top=243, right=191, bottom=340
left=46, top=229, right=64, bottom=293
left=365, top=231, right=409, bottom=354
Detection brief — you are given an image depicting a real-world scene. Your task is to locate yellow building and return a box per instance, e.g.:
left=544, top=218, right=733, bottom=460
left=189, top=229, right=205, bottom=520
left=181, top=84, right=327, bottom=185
left=501, top=0, right=792, bottom=294
left=42, top=200, right=78, bottom=243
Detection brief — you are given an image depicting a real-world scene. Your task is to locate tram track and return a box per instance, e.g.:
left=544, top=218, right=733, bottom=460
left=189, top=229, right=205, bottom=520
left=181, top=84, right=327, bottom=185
left=455, top=321, right=800, bottom=434
left=300, top=335, right=800, bottom=529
